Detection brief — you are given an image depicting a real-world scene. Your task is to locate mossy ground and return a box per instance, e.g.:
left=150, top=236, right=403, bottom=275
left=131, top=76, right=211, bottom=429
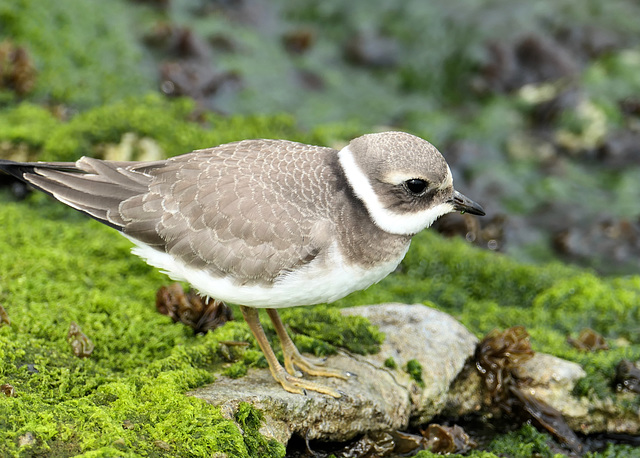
left=0, top=96, right=638, bottom=456
left=0, top=197, right=283, bottom=457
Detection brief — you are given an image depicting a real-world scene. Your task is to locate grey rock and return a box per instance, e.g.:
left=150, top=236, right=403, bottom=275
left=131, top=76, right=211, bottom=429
left=195, top=352, right=409, bottom=444
left=190, top=303, right=474, bottom=444
left=342, top=303, right=478, bottom=424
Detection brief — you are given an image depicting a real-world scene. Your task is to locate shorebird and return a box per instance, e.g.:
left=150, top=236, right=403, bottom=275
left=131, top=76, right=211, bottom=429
left=0, top=131, right=484, bottom=397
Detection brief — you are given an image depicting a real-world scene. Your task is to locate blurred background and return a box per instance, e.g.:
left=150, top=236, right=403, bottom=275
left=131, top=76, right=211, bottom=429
left=1, top=0, right=640, bottom=273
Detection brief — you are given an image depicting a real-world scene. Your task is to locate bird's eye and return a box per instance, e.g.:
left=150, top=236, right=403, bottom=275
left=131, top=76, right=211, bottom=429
left=404, top=179, right=428, bottom=195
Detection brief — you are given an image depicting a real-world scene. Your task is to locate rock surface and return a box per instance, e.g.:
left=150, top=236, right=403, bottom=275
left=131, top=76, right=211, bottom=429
left=189, top=303, right=640, bottom=445
left=341, top=303, right=478, bottom=424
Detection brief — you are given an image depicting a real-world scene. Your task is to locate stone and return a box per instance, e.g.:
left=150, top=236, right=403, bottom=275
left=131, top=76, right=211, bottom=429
left=196, top=352, right=409, bottom=444
left=190, top=303, right=476, bottom=444
left=342, top=303, right=478, bottom=424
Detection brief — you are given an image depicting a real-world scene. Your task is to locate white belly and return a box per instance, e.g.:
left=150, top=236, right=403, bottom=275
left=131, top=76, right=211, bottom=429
left=125, top=236, right=410, bottom=308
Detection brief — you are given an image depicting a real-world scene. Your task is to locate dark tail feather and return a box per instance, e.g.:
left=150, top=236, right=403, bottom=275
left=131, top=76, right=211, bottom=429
left=0, top=159, right=133, bottom=231
left=0, top=159, right=78, bottom=182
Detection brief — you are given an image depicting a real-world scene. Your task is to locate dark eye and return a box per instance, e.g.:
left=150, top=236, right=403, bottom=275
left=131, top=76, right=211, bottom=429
left=404, top=179, right=428, bottom=195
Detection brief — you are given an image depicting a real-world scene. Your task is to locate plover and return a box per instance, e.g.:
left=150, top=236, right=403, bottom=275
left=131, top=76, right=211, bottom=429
left=0, top=131, right=484, bottom=397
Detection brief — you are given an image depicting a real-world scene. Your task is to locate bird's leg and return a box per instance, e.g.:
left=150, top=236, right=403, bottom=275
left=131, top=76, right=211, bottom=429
left=266, top=308, right=349, bottom=380
left=239, top=306, right=341, bottom=397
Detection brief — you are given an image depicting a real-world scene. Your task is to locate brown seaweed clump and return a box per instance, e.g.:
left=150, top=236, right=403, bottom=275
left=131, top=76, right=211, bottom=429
left=421, top=424, right=477, bottom=454
left=325, top=425, right=476, bottom=457
left=475, top=326, right=582, bottom=453
left=567, top=328, right=609, bottom=351
left=337, top=431, right=395, bottom=457
left=475, top=326, right=534, bottom=397
left=67, top=322, right=95, bottom=358
left=156, top=283, right=233, bottom=334
left=0, top=40, right=37, bottom=96
left=1, top=384, right=15, bottom=397
left=0, top=303, right=9, bottom=326
left=614, top=360, right=640, bottom=394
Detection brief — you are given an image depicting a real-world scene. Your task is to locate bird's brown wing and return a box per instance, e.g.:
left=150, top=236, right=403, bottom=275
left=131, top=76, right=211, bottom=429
left=10, top=140, right=338, bottom=285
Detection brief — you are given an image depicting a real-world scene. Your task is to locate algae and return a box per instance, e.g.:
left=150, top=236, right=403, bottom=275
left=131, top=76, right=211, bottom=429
left=405, top=359, right=425, bottom=388
left=384, top=357, right=397, bottom=369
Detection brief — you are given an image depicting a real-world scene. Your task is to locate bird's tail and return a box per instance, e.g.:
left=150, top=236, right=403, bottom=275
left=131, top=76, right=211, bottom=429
left=0, top=157, right=151, bottom=230
left=0, top=159, right=78, bottom=183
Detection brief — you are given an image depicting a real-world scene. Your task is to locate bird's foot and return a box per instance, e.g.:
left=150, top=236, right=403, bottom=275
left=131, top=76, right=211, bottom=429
left=266, top=308, right=353, bottom=381
left=283, top=349, right=351, bottom=380
left=272, top=367, right=342, bottom=398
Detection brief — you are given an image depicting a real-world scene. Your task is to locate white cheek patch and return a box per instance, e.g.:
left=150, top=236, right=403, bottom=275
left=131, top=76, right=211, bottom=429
left=338, top=146, right=456, bottom=235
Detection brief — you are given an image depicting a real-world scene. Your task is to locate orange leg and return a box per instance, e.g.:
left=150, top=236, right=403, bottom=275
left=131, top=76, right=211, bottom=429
left=266, top=308, right=349, bottom=380
left=239, top=306, right=342, bottom=397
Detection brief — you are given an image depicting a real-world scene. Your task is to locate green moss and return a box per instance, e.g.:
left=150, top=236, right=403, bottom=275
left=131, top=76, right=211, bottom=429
left=486, top=424, right=560, bottom=458
left=0, top=199, right=286, bottom=456
left=1, top=91, right=639, bottom=453
left=0, top=95, right=364, bottom=164
left=532, top=275, right=640, bottom=338
left=278, top=305, right=384, bottom=356
left=223, top=361, right=249, bottom=379
left=405, top=359, right=424, bottom=387
left=384, top=357, right=397, bottom=369
left=585, top=443, right=640, bottom=458
left=0, top=0, right=155, bottom=107
left=40, top=94, right=311, bottom=163
left=0, top=103, right=60, bottom=153
left=415, top=451, right=497, bottom=458
left=235, top=403, right=286, bottom=458
left=2, top=182, right=639, bottom=454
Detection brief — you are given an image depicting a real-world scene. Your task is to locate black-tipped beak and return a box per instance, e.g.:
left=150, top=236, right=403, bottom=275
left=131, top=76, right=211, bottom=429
left=449, top=190, right=485, bottom=216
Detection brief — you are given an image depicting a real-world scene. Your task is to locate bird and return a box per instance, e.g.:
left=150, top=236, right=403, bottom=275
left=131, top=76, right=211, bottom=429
left=0, top=131, right=484, bottom=397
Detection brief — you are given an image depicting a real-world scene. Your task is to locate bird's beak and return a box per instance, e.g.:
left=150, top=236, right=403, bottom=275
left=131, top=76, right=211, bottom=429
left=449, top=190, right=485, bottom=216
